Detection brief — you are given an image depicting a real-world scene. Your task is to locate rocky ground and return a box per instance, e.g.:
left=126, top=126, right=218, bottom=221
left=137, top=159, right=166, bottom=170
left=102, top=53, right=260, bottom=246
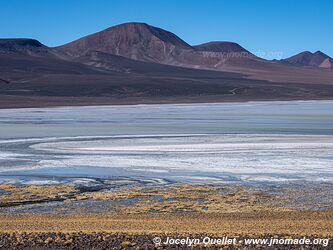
left=0, top=232, right=331, bottom=249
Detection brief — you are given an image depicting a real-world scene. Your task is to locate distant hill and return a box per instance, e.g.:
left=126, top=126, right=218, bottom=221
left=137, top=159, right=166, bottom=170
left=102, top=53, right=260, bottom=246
left=0, top=39, right=58, bottom=57
left=280, top=51, right=333, bottom=69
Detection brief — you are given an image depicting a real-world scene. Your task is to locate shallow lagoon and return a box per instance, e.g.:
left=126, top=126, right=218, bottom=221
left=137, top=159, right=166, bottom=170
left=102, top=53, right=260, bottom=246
left=0, top=100, right=332, bottom=185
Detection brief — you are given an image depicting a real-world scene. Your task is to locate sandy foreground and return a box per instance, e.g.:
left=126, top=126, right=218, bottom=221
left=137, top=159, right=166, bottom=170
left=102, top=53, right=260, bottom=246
left=0, top=212, right=333, bottom=249
left=1, top=184, right=333, bottom=249
left=1, top=211, right=333, bottom=235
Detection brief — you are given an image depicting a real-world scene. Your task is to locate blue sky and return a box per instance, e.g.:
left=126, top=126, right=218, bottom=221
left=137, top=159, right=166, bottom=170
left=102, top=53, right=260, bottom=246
left=1, top=0, right=332, bottom=59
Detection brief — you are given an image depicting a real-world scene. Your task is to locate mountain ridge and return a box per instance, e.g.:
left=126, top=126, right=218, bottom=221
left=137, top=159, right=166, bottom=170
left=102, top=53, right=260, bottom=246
left=1, top=22, right=333, bottom=108
left=57, top=22, right=262, bottom=70
left=56, top=22, right=333, bottom=80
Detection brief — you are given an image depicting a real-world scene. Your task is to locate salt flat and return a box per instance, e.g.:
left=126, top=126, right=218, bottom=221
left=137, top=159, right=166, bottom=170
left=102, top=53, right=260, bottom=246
left=0, top=101, right=332, bottom=185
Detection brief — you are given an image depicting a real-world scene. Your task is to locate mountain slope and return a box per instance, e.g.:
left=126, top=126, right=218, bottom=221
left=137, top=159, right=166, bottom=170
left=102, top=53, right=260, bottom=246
left=74, top=50, right=239, bottom=77
left=320, top=58, right=333, bottom=69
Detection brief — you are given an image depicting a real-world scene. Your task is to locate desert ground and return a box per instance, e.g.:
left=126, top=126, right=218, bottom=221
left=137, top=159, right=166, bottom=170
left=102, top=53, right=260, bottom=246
left=1, top=184, right=333, bottom=249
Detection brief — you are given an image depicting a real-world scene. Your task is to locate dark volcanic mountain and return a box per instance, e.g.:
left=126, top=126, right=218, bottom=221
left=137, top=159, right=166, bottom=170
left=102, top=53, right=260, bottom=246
left=1, top=23, right=333, bottom=108
left=0, top=39, right=58, bottom=57
left=194, top=41, right=251, bottom=54
left=280, top=51, right=333, bottom=69
left=0, top=38, right=103, bottom=85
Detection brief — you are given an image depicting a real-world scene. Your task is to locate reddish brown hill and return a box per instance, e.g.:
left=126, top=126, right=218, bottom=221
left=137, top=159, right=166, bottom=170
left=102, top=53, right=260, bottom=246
left=57, top=22, right=192, bottom=64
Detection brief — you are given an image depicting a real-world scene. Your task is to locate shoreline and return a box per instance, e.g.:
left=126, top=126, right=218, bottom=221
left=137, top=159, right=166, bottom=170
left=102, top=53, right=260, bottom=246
left=0, top=96, right=332, bottom=110
left=1, top=183, right=333, bottom=214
